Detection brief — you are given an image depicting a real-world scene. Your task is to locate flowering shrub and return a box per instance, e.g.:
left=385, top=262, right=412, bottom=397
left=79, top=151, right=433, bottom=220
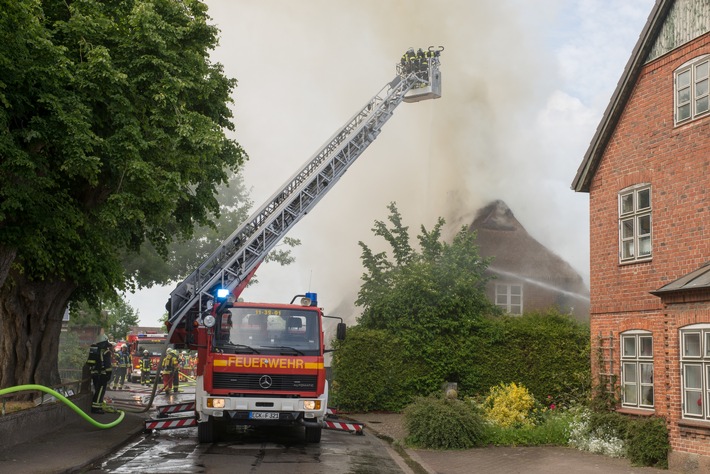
left=567, top=407, right=626, bottom=458
left=484, top=382, right=536, bottom=428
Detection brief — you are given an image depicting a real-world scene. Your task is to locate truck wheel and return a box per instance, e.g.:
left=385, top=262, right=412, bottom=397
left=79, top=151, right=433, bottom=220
left=198, top=416, right=214, bottom=443
left=305, top=426, right=322, bottom=443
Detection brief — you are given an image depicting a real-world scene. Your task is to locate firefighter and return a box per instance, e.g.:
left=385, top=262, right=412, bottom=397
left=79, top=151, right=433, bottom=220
left=161, top=348, right=179, bottom=395
left=112, top=345, right=131, bottom=390
left=401, top=47, right=415, bottom=73
left=172, top=351, right=185, bottom=393
left=140, top=349, right=152, bottom=386
left=87, top=334, right=112, bottom=414
left=416, top=48, right=425, bottom=71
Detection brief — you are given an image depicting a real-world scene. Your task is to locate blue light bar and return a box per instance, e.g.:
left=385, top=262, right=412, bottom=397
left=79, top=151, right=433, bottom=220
left=216, top=288, right=230, bottom=300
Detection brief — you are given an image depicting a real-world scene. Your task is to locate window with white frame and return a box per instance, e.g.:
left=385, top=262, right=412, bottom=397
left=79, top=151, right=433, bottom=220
left=675, top=55, right=710, bottom=124
left=619, top=185, right=652, bottom=263
left=495, top=283, right=522, bottom=315
left=680, top=324, right=710, bottom=420
left=621, top=331, right=654, bottom=409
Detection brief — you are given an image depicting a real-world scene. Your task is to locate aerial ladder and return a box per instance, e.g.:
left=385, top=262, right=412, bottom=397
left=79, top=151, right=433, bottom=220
left=166, top=47, right=443, bottom=341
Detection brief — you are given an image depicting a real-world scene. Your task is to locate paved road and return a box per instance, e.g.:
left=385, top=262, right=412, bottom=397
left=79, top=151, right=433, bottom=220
left=86, top=385, right=404, bottom=473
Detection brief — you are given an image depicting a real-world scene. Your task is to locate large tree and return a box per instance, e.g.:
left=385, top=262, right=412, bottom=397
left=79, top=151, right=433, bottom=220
left=0, top=0, right=246, bottom=388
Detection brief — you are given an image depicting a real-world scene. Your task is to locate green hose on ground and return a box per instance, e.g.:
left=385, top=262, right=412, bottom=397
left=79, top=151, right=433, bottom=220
left=0, top=384, right=124, bottom=429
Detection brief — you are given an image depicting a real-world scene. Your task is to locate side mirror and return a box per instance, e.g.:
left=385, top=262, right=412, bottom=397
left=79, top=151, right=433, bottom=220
left=336, top=322, right=346, bottom=341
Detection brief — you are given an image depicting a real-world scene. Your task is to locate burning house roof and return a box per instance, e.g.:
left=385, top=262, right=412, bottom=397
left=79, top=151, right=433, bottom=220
left=469, top=200, right=589, bottom=319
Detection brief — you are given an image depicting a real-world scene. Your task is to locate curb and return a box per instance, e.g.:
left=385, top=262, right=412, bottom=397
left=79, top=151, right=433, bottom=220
left=356, top=419, right=431, bottom=474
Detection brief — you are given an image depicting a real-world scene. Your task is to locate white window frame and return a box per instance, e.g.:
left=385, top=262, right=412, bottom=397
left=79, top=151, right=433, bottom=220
left=675, top=55, right=710, bottom=125
left=620, top=330, right=654, bottom=409
left=618, top=184, right=652, bottom=263
left=680, top=324, right=710, bottom=420
left=494, top=283, right=523, bottom=315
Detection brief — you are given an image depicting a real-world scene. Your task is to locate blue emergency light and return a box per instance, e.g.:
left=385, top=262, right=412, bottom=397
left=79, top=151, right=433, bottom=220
left=305, top=292, right=317, bottom=306
left=215, top=288, right=230, bottom=300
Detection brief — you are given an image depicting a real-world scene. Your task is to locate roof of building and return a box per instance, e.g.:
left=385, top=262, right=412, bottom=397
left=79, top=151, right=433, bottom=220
left=572, top=0, right=670, bottom=192
left=651, top=261, right=710, bottom=295
left=469, top=200, right=587, bottom=291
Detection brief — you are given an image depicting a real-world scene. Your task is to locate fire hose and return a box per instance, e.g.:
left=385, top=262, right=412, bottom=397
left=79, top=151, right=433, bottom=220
left=0, top=384, right=125, bottom=429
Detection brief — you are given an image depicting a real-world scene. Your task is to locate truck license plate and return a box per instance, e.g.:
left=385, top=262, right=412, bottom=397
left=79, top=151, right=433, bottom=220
left=249, top=411, right=279, bottom=420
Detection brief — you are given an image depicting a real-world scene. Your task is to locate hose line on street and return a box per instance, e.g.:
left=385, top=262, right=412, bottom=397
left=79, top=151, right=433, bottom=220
left=0, top=384, right=125, bottom=429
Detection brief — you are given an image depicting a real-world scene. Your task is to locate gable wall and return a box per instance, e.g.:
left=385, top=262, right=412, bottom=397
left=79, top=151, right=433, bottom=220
left=589, top=31, right=710, bottom=465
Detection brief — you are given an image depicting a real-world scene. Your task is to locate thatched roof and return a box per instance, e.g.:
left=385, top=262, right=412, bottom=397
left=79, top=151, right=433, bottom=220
left=469, top=200, right=587, bottom=291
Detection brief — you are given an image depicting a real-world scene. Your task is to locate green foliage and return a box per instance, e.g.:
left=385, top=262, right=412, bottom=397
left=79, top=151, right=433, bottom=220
left=404, top=396, right=487, bottom=449
left=69, top=296, right=139, bottom=341
left=331, top=327, right=415, bottom=412
left=483, top=409, right=574, bottom=446
left=0, top=0, right=246, bottom=304
left=626, top=417, right=669, bottom=469
left=484, top=382, right=536, bottom=427
left=568, top=407, right=670, bottom=467
left=465, top=311, right=591, bottom=405
left=356, top=202, right=495, bottom=334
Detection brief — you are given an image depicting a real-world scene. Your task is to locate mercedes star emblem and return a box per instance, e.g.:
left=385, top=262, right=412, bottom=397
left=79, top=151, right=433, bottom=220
left=259, top=375, right=273, bottom=389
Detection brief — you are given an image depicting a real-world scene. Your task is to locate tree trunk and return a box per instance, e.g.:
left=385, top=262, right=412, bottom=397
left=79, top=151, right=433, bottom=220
left=0, top=268, right=76, bottom=390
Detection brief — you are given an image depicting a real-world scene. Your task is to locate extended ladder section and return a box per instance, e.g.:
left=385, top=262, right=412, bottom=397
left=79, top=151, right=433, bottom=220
left=168, top=51, right=443, bottom=326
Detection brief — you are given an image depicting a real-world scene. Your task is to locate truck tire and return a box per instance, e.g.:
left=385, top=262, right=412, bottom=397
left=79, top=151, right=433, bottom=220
left=305, top=426, right=322, bottom=443
left=198, top=416, right=215, bottom=443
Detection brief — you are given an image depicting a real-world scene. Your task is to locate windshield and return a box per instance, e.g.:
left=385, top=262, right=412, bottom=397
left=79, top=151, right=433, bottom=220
left=214, top=307, right=321, bottom=356
left=135, top=342, right=165, bottom=357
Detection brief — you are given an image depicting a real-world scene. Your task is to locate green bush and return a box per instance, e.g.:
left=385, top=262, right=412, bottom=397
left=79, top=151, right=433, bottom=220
left=331, top=327, right=416, bottom=411
left=626, top=417, right=669, bottom=469
left=404, top=396, right=487, bottom=449
left=465, top=311, right=591, bottom=405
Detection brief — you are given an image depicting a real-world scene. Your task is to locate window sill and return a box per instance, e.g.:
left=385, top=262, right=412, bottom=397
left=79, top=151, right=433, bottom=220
left=614, top=407, right=655, bottom=416
left=619, top=258, right=652, bottom=266
left=678, top=419, right=710, bottom=429
left=678, top=419, right=710, bottom=438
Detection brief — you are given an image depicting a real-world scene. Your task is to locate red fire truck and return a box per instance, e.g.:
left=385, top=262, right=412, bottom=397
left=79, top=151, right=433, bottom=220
left=126, top=331, right=168, bottom=383
left=166, top=48, right=443, bottom=443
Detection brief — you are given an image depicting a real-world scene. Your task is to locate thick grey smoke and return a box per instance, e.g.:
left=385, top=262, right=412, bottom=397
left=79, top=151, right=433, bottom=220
left=114, top=1, right=650, bottom=327
left=200, top=0, right=575, bottom=324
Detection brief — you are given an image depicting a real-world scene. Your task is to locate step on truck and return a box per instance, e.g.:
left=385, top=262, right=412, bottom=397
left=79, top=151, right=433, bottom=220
left=166, top=47, right=444, bottom=443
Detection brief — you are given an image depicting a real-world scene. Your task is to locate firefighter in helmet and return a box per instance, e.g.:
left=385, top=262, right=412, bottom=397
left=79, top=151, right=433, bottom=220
left=161, top=348, right=179, bottom=395
left=140, top=349, right=152, bottom=386
left=87, top=333, right=112, bottom=414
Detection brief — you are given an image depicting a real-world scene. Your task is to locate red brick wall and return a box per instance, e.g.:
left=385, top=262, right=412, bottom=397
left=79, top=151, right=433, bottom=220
left=588, top=32, right=710, bottom=460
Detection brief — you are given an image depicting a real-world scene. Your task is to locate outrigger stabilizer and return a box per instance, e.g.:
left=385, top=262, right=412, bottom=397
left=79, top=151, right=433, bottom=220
left=145, top=402, right=364, bottom=435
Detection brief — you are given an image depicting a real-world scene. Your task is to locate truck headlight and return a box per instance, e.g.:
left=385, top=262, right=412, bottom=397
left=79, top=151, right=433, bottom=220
left=207, top=398, right=225, bottom=408
left=303, top=400, right=321, bottom=410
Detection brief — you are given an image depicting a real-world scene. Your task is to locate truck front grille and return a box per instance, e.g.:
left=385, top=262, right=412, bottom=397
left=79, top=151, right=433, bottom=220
left=212, top=373, right=317, bottom=391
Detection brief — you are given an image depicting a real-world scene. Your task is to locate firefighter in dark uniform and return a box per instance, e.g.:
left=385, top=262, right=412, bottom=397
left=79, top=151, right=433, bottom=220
left=140, top=349, right=152, bottom=386
left=87, top=333, right=112, bottom=414
left=112, top=345, right=131, bottom=390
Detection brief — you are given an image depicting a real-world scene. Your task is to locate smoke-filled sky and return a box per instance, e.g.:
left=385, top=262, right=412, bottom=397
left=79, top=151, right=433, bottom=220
left=127, top=0, right=655, bottom=327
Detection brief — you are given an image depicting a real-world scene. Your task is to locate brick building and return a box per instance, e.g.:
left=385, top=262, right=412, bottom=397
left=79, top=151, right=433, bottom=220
left=469, top=200, right=589, bottom=322
left=572, top=0, right=710, bottom=469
